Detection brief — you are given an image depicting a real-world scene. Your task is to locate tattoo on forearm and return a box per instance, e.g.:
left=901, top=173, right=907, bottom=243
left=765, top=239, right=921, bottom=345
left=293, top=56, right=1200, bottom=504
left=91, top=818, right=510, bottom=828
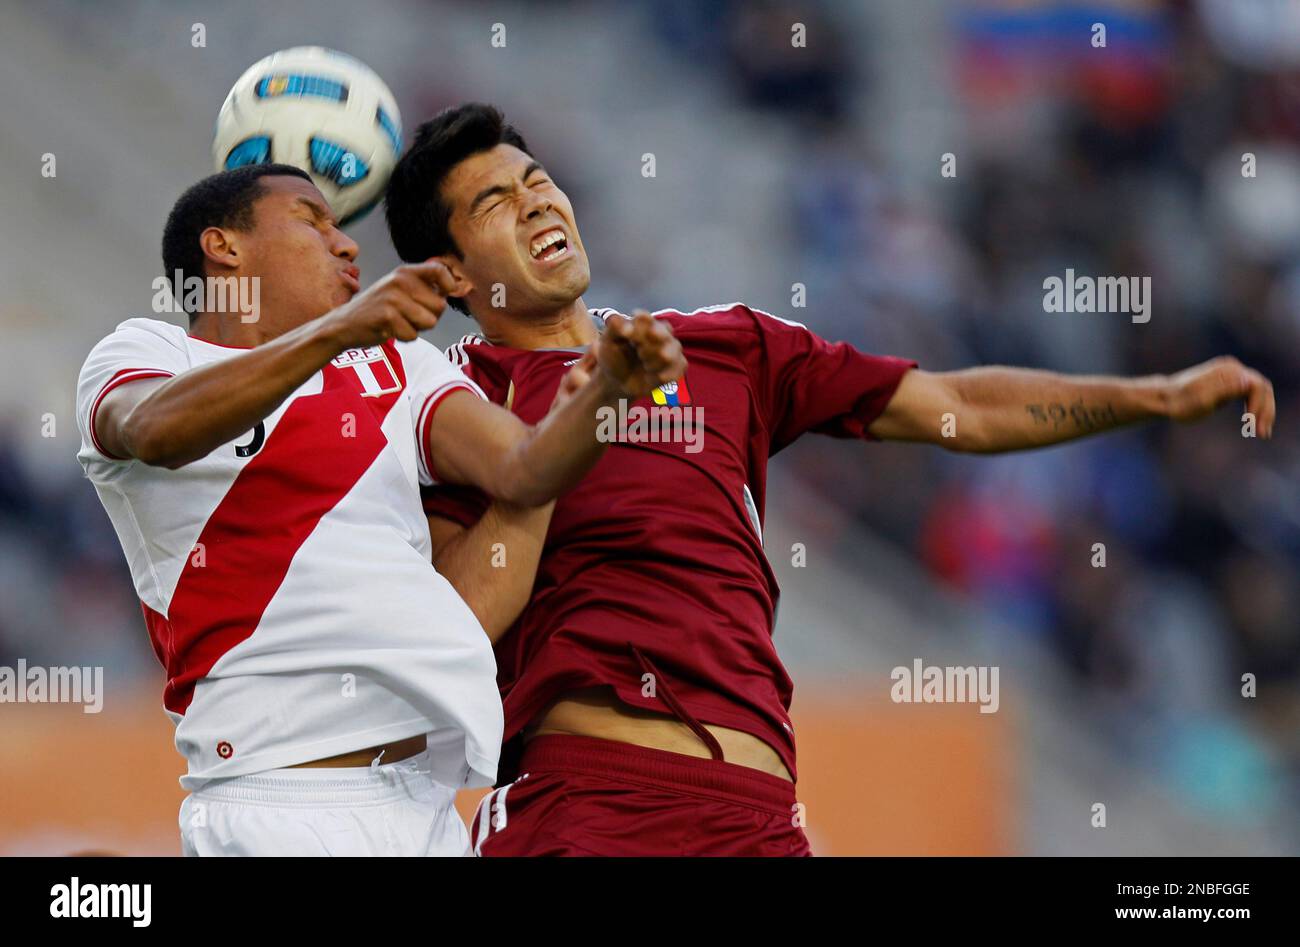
left=1025, top=401, right=1118, bottom=433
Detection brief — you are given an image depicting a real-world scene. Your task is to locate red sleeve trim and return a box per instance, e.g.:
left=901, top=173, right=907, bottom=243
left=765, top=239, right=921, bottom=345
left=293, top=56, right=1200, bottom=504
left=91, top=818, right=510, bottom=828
left=417, top=381, right=483, bottom=483
left=89, top=368, right=176, bottom=460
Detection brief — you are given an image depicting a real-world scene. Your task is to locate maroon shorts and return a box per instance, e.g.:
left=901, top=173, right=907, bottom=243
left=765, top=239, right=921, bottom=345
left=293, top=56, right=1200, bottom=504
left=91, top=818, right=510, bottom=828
left=471, top=734, right=812, bottom=856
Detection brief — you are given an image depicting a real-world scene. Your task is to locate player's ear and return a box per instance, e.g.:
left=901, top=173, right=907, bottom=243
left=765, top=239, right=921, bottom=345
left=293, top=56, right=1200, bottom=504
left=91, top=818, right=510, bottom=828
left=199, top=226, right=240, bottom=271
left=431, top=254, right=473, bottom=299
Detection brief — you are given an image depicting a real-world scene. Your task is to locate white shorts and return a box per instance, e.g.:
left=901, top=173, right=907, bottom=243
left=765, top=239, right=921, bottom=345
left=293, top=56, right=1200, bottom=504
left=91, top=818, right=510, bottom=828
left=179, top=750, right=470, bottom=856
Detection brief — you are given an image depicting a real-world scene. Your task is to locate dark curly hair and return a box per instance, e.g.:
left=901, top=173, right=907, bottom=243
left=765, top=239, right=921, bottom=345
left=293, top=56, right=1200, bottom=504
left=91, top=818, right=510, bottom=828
left=384, top=103, right=531, bottom=316
left=161, top=164, right=312, bottom=321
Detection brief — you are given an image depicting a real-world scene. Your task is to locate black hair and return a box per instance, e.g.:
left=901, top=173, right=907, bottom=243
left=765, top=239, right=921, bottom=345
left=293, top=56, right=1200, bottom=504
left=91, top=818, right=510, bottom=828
left=384, top=103, right=531, bottom=316
left=160, top=163, right=312, bottom=321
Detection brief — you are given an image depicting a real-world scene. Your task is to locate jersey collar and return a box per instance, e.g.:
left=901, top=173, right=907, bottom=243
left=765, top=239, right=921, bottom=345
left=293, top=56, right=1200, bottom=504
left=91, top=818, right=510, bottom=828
left=468, top=308, right=614, bottom=353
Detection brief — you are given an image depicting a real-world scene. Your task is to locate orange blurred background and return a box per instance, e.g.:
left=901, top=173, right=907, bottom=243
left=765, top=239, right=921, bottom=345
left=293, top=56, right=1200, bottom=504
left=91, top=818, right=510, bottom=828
left=0, top=684, right=1013, bottom=856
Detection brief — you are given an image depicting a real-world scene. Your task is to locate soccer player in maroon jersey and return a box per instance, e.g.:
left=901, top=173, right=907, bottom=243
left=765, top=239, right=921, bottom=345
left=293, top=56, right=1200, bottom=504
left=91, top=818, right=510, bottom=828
left=80, top=164, right=685, bottom=856
left=384, top=103, right=1276, bottom=856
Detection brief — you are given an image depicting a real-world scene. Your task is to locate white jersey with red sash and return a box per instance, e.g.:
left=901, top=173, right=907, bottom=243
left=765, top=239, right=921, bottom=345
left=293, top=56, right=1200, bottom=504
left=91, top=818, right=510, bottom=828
left=76, top=317, right=501, bottom=790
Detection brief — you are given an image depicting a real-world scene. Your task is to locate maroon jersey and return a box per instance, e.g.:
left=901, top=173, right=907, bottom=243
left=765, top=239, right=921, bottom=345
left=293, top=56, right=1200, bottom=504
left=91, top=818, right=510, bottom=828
left=422, top=303, right=916, bottom=782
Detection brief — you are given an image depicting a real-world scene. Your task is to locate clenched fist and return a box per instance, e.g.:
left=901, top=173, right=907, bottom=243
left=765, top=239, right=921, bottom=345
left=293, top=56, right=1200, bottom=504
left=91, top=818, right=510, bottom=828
left=549, top=350, right=597, bottom=413
left=321, top=260, right=460, bottom=349
left=1167, top=356, right=1275, bottom=438
left=595, top=310, right=687, bottom=399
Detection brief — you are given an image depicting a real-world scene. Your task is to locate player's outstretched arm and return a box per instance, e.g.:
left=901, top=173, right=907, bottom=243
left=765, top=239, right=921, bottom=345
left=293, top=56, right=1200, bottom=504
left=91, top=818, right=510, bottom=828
left=428, top=501, right=554, bottom=641
left=95, top=261, right=454, bottom=468
left=425, top=311, right=686, bottom=506
left=426, top=357, right=592, bottom=639
left=867, top=356, right=1275, bottom=452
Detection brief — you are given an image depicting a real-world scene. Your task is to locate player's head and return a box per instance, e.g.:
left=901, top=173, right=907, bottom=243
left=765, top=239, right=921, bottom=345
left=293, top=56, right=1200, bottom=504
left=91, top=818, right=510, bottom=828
left=385, top=103, right=590, bottom=321
left=161, top=164, right=360, bottom=334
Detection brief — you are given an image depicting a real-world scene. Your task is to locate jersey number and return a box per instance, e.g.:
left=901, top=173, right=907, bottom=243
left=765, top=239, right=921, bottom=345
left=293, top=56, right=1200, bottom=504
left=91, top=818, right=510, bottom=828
left=234, top=422, right=265, bottom=458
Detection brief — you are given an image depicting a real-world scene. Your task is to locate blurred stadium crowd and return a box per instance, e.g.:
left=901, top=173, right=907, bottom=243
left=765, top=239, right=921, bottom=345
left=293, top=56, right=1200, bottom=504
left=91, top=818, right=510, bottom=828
left=1, top=0, right=1296, bottom=848
left=709, top=0, right=1300, bottom=823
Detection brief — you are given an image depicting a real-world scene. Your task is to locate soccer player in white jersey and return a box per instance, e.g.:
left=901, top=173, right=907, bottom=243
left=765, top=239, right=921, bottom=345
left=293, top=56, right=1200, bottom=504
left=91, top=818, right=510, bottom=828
left=74, top=164, right=685, bottom=856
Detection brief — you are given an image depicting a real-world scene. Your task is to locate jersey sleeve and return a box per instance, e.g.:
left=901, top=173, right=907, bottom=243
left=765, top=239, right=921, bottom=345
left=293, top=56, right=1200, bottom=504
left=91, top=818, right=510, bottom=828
left=750, top=307, right=918, bottom=454
left=402, top=339, right=488, bottom=487
left=420, top=482, right=492, bottom=529
left=76, top=318, right=191, bottom=466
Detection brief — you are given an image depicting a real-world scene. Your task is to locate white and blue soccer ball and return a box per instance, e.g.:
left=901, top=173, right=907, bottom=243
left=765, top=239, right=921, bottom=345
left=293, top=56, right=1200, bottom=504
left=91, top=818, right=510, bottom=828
left=213, top=46, right=403, bottom=225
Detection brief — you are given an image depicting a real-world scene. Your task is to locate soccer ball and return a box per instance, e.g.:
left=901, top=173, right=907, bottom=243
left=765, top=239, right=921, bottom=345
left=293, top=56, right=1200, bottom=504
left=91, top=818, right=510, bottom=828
left=213, top=46, right=403, bottom=225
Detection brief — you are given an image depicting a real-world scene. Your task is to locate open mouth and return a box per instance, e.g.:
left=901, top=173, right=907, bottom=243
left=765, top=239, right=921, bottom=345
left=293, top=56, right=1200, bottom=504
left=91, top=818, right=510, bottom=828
left=529, top=227, right=570, bottom=263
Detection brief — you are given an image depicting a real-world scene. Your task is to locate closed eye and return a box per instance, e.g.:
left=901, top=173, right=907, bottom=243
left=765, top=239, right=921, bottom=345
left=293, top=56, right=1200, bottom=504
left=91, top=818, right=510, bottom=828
left=293, top=196, right=338, bottom=230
